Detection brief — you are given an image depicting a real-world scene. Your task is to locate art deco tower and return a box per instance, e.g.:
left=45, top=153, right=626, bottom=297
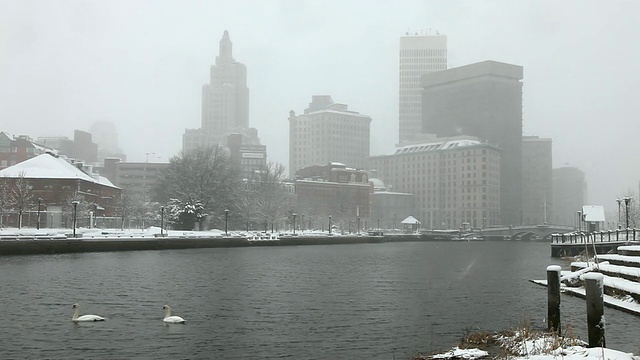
left=183, top=31, right=253, bottom=152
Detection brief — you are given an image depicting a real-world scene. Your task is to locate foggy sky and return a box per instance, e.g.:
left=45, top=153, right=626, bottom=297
left=1, top=0, right=639, bottom=212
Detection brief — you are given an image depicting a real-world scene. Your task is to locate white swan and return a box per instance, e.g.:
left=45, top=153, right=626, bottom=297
left=162, top=305, right=186, bottom=324
left=72, top=303, right=105, bottom=322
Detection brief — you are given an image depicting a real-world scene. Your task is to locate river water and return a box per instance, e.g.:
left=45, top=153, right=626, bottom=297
left=1, top=241, right=639, bottom=359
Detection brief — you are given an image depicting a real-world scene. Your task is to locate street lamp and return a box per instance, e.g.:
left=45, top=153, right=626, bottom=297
left=329, top=214, right=332, bottom=235
left=224, top=209, right=229, bottom=236
left=624, top=197, right=632, bottom=229
left=37, top=198, right=42, bottom=230
left=301, top=214, right=304, bottom=232
left=293, top=213, right=297, bottom=235
left=617, top=198, right=623, bottom=229
left=72, top=200, right=79, bottom=238
left=160, top=206, right=165, bottom=236
left=577, top=210, right=582, bottom=232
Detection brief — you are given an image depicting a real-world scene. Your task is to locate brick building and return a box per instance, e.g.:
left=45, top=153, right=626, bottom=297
left=0, top=153, right=121, bottom=228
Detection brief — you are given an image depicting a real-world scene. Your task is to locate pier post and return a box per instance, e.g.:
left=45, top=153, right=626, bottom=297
left=584, top=273, right=605, bottom=348
left=547, top=265, right=561, bottom=334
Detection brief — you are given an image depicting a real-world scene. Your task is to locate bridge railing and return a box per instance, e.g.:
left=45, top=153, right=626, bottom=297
left=551, top=229, right=638, bottom=244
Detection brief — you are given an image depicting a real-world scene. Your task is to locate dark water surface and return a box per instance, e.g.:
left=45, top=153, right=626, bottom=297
left=1, top=241, right=639, bottom=359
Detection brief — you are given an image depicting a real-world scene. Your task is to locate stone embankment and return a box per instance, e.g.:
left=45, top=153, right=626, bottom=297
left=0, top=232, right=451, bottom=256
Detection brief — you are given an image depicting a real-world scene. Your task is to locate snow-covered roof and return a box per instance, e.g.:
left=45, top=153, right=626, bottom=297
left=369, top=178, right=385, bottom=190
left=0, top=153, right=119, bottom=189
left=393, top=138, right=485, bottom=155
left=582, top=205, right=605, bottom=222
left=401, top=216, right=421, bottom=224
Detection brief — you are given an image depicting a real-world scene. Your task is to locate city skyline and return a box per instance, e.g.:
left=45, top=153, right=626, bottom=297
left=1, top=1, right=639, bottom=209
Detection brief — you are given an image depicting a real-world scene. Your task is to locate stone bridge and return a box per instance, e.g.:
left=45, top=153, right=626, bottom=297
left=480, top=224, right=575, bottom=241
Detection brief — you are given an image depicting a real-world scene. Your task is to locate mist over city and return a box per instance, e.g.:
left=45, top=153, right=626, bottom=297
left=1, top=0, right=639, bottom=211
left=4, top=2, right=640, bottom=358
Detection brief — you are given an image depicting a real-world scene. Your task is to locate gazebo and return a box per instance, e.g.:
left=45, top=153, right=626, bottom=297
left=401, top=216, right=421, bottom=233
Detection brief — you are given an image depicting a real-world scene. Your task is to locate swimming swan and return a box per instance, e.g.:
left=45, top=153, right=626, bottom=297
left=72, top=303, right=105, bottom=322
left=162, top=305, right=186, bottom=324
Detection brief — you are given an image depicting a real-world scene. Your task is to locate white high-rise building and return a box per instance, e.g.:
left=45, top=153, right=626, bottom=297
left=288, top=95, right=371, bottom=177
left=398, top=33, right=447, bottom=143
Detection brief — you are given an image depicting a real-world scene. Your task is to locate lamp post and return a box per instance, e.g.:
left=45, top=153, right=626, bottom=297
left=72, top=200, right=79, bottom=238
left=617, top=198, right=622, bottom=229
left=37, top=198, right=42, bottom=230
left=301, top=214, right=304, bottom=232
left=624, top=197, right=631, bottom=229
left=377, top=218, right=380, bottom=230
left=329, top=214, right=332, bottom=235
left=224, top=209, right=229, bottom=236
left=577, top=210, right=582, bottom=232
left=293, top=213, right=297, bottom=235
left=160, top=206, right=165, bottom=236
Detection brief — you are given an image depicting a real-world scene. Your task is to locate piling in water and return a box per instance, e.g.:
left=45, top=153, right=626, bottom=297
left=584, top=272, right=605, bottom=348
left=547, top=265, right=561, bottom=334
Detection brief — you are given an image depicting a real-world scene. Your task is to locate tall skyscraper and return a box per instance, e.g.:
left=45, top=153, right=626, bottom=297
left=288, top=95, right=371, bottom=177
left=398, top=33, right=447, bottom=143
left=522, top=136, right=553, bottom=225
left=421, top=60, right=523, bottom=226
left=183, top=31, right=255, bottom=153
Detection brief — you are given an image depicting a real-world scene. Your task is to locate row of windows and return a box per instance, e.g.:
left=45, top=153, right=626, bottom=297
left=400, top=57, right=447, bottom=64
left=399, top=49, right=447, bottom=57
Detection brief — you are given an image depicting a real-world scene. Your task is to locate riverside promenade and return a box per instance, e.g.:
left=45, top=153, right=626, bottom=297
left=0, top=228, right=452, bottom=256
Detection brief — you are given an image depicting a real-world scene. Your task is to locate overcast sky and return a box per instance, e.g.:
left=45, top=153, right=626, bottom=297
left=1, top=0, right=639, bottom=211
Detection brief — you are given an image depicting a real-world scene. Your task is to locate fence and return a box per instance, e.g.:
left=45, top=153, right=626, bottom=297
left=0, top=210, right=161, bottom=230
left=551, top=229, right=638, bottom=244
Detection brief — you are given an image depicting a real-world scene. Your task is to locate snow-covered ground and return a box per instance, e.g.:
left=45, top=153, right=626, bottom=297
left=426, top=331, right=640, bottom=360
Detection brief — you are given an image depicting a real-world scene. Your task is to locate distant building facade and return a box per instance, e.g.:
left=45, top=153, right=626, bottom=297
left=183, top=31, right=263, bottom=155
left=552, top=167, right=586, bottom=226
left=114, top=161, right=170, bottom=199
left=227, top=132, right=267, bottom=180
left=369, top=177, right=416, bottom=230
left=521, top=136, right=553, bottom=225
left=289, top=95, right=371, bottom=177
left=36, top=130, right=98, bottom=165
left=295, top=163, right=371, bottom=230
left=369, top=136, right=501, bottom=230
left=421, top=60, right=523, bottom=226
left=399, top=33, right=447, bottom=143
left=0, top=132, right=55, bottom=170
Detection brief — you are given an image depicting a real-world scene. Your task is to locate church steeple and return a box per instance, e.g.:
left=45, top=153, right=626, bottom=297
left=219, top=30, right=233, bottom=62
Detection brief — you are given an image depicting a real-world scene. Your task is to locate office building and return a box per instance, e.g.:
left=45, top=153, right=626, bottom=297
left=421, top=60, right=523, bottom=225
left=289, top=95, right=371, bottom=177
left=552, top=167, right=586, bottom=226
left=369, top=136, right=501, bottom=230
left=399, top=32, right=447, bottom=143
left=522, top=136, right=553, bottom=225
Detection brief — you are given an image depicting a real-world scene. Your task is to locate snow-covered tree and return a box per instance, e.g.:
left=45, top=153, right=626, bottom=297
left=154, top=146, right=238, bottom=230
left=166, top=198, right=206, bottom=230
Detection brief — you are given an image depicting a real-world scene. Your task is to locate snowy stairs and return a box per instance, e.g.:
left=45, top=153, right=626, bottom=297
left=569, top=245, right=640, bottom=305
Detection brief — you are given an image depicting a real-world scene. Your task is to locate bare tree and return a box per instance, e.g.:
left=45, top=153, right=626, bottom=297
left=0, top=176, right=10, bottom=228
left=11, top=172, right=34, bottom=229
left=251, top=163, right=295, bottom=232
left=154, top=146, right=239, bottom=230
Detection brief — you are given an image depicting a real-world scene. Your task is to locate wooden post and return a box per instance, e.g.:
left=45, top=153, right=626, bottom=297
left=547, top=265, right=561, bottom=334
left=584, top=272, right=605, bottom=348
